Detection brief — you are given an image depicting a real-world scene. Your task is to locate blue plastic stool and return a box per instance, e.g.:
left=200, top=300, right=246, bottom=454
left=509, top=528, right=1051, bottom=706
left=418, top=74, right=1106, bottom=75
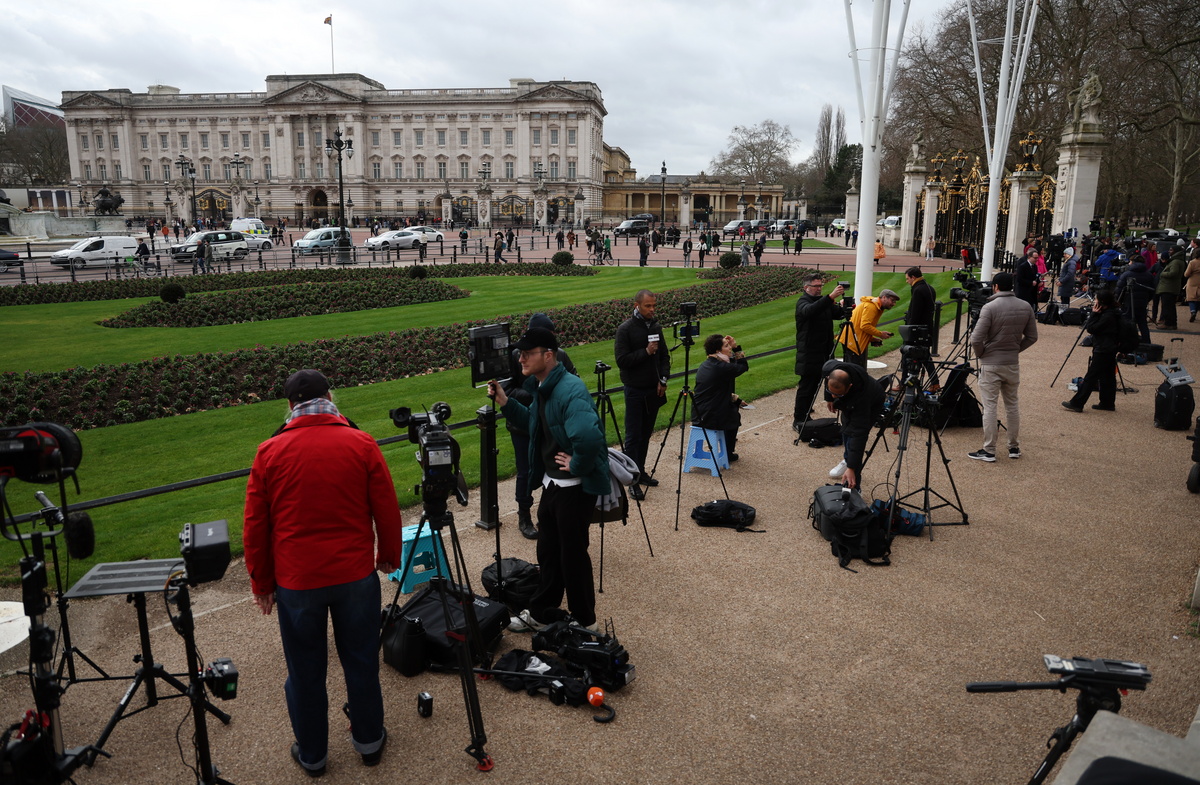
left=683, top=426, right=730, bottom=476
left=388, top=524, right=451, bottom=593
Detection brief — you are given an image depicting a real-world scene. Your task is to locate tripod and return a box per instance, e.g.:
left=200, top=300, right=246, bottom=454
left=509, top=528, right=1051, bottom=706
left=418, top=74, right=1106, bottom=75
left=646, top=318, right=730, bottom=530
left=384, top=497, right=492, bottom=771
left=862, top=361, right=968, bottom=539
left=592, top=363, right=654, bottom=593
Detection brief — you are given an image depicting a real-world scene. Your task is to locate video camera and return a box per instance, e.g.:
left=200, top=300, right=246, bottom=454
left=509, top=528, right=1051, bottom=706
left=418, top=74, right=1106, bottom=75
left=532, top=620, right=636, bottom=693
left=837, top=281, right=854, bottom=310
left=1042, top=654, right=1151, bottom=691
left=390, top=402, right=467, bottom=511
left=671, top=301, right=701, bottom=342
left=0, top=422, right=82, bottom=485
left=898, top=325, right=932, bottom=364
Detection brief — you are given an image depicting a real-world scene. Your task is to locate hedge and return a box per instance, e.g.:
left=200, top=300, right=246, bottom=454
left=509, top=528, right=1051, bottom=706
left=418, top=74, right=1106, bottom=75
left=0, top=267, right=810, bottom=430
left=100, top=278, right=469, bottom=328
left=0, top=262, right=593, bottom=307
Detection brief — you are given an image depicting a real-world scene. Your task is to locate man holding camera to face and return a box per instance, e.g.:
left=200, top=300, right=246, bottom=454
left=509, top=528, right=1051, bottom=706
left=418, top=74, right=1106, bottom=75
left=692, top=334, right=749, bottom=460
left=488, top=327, right=609, bottom=634
left=793, top=273, right=846, bottom=429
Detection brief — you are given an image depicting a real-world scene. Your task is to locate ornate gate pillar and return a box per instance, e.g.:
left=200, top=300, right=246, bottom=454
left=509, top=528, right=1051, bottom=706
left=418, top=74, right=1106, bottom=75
left=1006, top=171, right=1041, bottom=254
left=844, top=177, right=860, bottom=232
left=922, top=182, right=940, bottom=258
left=476, top=184, right=492, bottom=230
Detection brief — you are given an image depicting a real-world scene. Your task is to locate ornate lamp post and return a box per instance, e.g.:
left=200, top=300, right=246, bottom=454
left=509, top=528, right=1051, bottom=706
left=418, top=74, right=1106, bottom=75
left=1017, top=132, right=1042, bottom=172
left=755, top=180, right=764, bottom=221
left=323, top=128, right=354, bottom=263
left=175, top=154, right=197, bottom=227
left=737, top=178, right=747, bottom=220
left=163, top=181, right=173, bottom=224
left=660, top=161, right=667, bottom=226
left=253, top=180, right=262, bottom=218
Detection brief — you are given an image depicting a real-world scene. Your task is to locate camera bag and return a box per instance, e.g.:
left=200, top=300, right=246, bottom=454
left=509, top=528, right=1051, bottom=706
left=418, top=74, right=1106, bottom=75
left=809, top=484, right=891, bottom=571
left=481, top=557, right=541, bottom=613
left=383, top=582, right=509, bottom=670
left=690, top=499, right=761, bottom=532
left=1154, top=380, right=1195, bottom=431
left=1059, top=307, right=1087, bottom=326
left=794, top=417, right=842, bottom=447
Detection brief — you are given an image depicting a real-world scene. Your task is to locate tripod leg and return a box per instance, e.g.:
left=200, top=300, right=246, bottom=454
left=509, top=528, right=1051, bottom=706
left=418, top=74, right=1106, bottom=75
left=649, top=387, right=687, bottom=480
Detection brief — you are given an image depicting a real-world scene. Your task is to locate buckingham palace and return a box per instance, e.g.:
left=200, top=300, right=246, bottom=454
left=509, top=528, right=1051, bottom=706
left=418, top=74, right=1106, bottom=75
left=60, top=73, right=611, bottom=228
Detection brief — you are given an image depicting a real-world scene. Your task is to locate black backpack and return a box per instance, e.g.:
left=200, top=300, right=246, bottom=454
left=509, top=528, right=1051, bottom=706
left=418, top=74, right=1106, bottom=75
left=481, top=558, right=541, bottom=613
left=793, top=417, right=842, bottom=447
left=809, top=485, right=891, bottom=571
left=690, top=500, right=761, bottom=532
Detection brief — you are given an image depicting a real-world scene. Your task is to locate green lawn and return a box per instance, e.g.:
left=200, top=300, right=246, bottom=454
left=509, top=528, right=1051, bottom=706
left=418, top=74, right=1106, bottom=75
left=0, top=268, right=956, bottom=581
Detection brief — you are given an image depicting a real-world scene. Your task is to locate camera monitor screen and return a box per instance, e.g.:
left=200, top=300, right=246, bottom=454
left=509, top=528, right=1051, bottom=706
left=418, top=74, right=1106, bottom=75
left=468, top=323, right=512, bottom=388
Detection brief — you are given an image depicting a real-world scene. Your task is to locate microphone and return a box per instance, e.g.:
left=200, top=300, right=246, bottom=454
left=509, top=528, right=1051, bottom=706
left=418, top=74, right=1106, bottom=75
left=35, top=491, right=95, bottom=559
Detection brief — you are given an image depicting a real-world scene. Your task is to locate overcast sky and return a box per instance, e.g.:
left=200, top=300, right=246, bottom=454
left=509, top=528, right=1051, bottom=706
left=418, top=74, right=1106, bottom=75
left=8, top=0, right=952, bottom=176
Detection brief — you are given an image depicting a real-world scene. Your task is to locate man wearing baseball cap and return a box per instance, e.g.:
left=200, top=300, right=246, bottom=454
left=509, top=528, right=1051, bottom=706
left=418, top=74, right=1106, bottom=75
left=243, top=369, right=403, bottom=776
left=487, top=327, right=609, bottom=633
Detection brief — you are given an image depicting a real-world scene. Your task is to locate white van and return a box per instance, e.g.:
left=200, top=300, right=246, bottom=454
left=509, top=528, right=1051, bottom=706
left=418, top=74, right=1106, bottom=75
left=50, top=236, right=139, bottom=269
left=294, top=227, right=352, bottom=255
left=230, top=218, right=273, bottom=250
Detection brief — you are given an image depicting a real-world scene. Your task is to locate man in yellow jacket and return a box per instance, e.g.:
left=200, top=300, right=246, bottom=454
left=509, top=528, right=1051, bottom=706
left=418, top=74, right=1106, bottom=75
left=838, top=289, right=899, bottom=367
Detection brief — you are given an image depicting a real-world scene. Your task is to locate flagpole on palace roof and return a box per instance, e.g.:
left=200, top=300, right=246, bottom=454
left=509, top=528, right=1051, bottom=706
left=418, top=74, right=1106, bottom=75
left=325, top=14, right=335, bottom=73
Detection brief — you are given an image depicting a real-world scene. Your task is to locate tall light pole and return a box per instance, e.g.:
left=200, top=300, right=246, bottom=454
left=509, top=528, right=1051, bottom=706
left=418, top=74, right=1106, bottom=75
left=324, top=128, right=354, bottom=263
left=163, top=181, right=173, bottom=225
left=175, top=154, right=197, bottom=228
left=737, top=178, right=747, bottom=220
left=660, top=161, right=667, bottom=226
left=253, top=180, right=262, bottom=218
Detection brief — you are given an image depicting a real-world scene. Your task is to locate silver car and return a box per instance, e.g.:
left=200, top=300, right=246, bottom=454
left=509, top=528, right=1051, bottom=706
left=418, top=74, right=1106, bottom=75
left=364, top=230, right=420, bottom=250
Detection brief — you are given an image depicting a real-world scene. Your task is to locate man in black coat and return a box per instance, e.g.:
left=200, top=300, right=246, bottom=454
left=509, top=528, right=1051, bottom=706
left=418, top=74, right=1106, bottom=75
left=1014, top=249, right=1041, bottom=313
left=1062, top=289, right=1122, bottom=412
left=692, top=334, right=749, bottom=459
left=615, top=289, right=671, bottom=497
left=1115, top=254, right=1155, bottom=343
left=793, top=274, right=846, bottom=429
left=822, top=359, right=885, bottom=490
left=904, top=266, right=939, bottom=386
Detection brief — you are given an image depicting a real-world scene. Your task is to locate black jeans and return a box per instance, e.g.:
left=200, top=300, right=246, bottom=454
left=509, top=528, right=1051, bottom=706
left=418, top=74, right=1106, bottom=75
left=1069, top=351, right=1117, bottom=409
left=794, top=363, right=824, bottom=422
left=531, top=483, right=597, bottom=626
left=623, top=384, right=664, bottom=477
left=1157, top=292, right=1177, bottom=328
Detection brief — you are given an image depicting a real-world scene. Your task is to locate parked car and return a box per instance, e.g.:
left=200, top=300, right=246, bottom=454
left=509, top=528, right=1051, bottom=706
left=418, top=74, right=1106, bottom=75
left=406, top=226, right=445, bottom=242
left=749, top=219, right=772, bottom=233
left=831, top=218, right=848, bottom=231
left=632, top=213, right=657, bottom=223
left=876, top=215, right=902, bottom=228
left=294, top=227, right=352, bottom=255
left=364, top=230, right=420, bottom=250
left=170, top=231, right=249, bottom=262
left=0, top=248, right=21, bottom=273
left=772, top=220, right=799, bottom=233
left=230, top=218, right=273, bottom=250
left=50, top=236, right=140, bottom=269
left=614, top=219, right=650, bottom=237
left=722, top=220, right=753, bottom=237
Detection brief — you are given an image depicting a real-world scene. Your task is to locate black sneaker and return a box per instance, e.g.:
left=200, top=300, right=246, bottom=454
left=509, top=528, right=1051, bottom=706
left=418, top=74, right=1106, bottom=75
left=629, top=484, right=645, bottom=501
left=1008, top=447, right=1021, bottom=459
left=968, top=450, right=996, bottom=462
left=1061, top=401, right=1084, bottom=413
left=639, top=474, right=659, bottom=487
left=362, top=729, right=387, bottom=767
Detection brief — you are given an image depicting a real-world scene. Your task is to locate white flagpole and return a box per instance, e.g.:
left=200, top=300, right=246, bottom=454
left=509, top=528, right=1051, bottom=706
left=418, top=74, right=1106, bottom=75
left=329, top=16, right=335, bottom=73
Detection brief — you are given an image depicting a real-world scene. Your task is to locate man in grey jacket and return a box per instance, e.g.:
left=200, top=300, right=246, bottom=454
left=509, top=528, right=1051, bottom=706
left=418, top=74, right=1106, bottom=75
left=969, top=272, right=1038, bottom=461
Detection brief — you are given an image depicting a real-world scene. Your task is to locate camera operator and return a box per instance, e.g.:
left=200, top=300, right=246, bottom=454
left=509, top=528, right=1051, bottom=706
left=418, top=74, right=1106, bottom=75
left=692, top=334, right=749, bottom=460
left=969, top=273, right=1038, bottom=462
left=615, top=289, right=671, bottom=497
left=837, top=288, right=899, bottom=368
left=1114, top=251, right=1154, bottom=343
left=1061, top=289, right=1121, bottom=413
left=904, top=267, right=939, bottom=388
left=821, top=360, right=885, bottom=489
left=502, top=313, right=577, bottom=540
left=793, top=273, right=846, bottom=429
left=488, top=327, right=609, bottom=634
left=243, top=370, right=402, bottom=776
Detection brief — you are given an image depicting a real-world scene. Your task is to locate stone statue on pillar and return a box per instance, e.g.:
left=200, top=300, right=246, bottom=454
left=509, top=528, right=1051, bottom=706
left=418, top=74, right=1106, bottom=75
left=1067, top=69, right=1103, bottom=128
left=907, top=129, right=926, bottom=167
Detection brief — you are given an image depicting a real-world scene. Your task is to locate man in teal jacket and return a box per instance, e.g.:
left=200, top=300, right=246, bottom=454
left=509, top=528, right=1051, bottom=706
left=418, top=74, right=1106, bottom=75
left=488, top=326, right=608, bottom=630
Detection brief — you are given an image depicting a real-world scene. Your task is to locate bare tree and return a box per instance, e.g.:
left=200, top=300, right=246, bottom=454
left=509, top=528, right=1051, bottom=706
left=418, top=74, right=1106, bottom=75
left=0, top=120, right=70, bottom=186
left=709, top=120, right=798, bottom=183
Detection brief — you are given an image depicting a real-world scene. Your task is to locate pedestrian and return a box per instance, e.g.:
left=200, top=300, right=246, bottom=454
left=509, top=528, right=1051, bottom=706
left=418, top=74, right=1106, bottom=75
left=782, top=229, right=791, bottom=255
left=969, top=273, right=1038, bottom=462
left=873, top=239, right=886, bottom=263
left=651, top=229, right=659, bottom=254
left=493, top=232, right=507, bottom=263
left=638, top=234, right=650, bottom=266
left=1061, top=289, right=1121, bottom=413
left=603, top=235, right=613, bottom=261
left=615, top=289, right=670, bottom=499
left=459, top=227, right=469, bottom=253
left=752, top=235, right=765, bottom=265
left=844, top=227, right=851, bottom=247
left=567, top=230, right=576, bottom=250
left=1184, top=238, right=1200, bottom=323
left=506, top=228, right=515, bottom=252
left=682, top=237, right=693, bottom=267
left=556, top=229, right=565, bottom=249
left=489, top=327, right=608, bottom=634
left=1154, top=241, right=1186, bottom=329
left=925, top=236, right=936, bottom=260
left=740, top=241, right=750, bottom=267
left=851, top=228, right=859, bottom=248
left=242, top=370, right=402, bottom=777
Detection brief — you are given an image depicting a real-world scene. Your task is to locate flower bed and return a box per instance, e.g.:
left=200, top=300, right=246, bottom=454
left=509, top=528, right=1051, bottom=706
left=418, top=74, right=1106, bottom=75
left=0, top=261, right=593, bottom=307
left=100, top=278, right=469, bottom=328
left=1, top=267, right=808, bottom=430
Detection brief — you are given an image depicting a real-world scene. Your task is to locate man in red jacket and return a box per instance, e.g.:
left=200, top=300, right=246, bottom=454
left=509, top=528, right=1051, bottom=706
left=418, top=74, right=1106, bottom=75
left=243, top=369, right=403, bottom=777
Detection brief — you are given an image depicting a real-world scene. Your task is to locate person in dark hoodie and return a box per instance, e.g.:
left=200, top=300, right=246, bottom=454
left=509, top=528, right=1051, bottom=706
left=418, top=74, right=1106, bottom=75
left=1115, top=251, right=1155, bottom=343
left=821, top=359, right=885, bottom=490
left=501, top=313, right=576, bottom=539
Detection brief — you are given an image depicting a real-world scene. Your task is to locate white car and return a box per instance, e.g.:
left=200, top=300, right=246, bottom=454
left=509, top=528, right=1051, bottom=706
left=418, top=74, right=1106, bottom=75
left=405, top=226, right=445, bottom=242
left=51, top=236, right=139, bottom=269
left=364, top=230, right=421, bottom=250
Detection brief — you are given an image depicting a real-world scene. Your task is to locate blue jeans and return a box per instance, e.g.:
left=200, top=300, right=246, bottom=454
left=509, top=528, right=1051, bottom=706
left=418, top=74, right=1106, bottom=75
left=276, top=573, right=386, bottom=769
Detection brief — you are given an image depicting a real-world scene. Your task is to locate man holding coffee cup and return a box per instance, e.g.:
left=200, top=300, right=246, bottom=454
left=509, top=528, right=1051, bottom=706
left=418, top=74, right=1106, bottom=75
left=615, top=289, right=671, bottom=499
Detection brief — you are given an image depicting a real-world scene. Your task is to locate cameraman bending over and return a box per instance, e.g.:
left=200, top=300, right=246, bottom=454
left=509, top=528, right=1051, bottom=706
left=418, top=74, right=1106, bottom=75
left=822, top=360, right=885, bottom=489
left=489, top=327, right=609, bottom=634
left=692, top=334, right=749, bottom=460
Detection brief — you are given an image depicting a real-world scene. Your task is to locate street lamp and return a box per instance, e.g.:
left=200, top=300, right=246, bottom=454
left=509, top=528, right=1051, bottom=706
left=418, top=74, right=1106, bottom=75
left=1017, top=132, right=1042, bottom=172
left=163, top=181, right=173, bottom=223
left=175, top=154, right=197, bottom=228
left=323, top=128, right=354, bottom=263
left=660, top=161, right=667, bottom=226
left=737, top=178, right=747, bottom=217
left=253, top=180, right=262, bottom=218
left=756, top=180, right=764, bottom=221
left=574, top=186, right=585, bottom=226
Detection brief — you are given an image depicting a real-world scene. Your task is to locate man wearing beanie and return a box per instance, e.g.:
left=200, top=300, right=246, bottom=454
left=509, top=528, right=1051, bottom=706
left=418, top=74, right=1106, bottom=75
left=243, top=369, right=403, bottom=776
left=488, top=327, right=609, bottom=632
left=501, top=313, right=577, bottom=539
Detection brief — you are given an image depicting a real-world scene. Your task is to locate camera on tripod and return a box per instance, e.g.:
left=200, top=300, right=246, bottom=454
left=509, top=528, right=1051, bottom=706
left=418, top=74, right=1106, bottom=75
left=672, top=302, right=701, bottom=341
left=594, top=361, right=612, bottom=375
left=391, top=403, right=466, bottom=508
left=898, top=325, right=932, bottom=364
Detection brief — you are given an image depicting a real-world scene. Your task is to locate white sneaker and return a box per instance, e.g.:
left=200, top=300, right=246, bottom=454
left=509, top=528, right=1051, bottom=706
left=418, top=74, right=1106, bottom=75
left=829, top=459, right=848, bottom=478
left=508, top=609, right=546, bottom=633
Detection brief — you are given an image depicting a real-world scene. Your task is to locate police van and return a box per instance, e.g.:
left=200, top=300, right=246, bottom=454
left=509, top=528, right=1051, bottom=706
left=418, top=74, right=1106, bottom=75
left=230, top=218, right=273, bottom=250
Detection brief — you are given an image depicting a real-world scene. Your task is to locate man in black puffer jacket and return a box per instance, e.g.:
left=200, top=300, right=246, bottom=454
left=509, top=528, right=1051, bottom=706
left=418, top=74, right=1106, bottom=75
left=1062, top=289, right=1122, bottom=412
left=1115, top=254, right=1155, bottom=343
left=793, top=274, right=846, bottom=429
